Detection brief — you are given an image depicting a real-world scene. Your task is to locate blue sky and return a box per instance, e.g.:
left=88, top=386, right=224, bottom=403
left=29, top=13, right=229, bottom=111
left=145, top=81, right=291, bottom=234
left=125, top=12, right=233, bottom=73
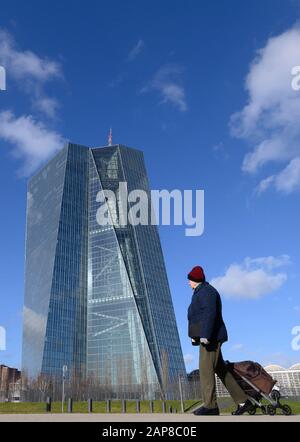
left=0, top=0, right=300, bottom=372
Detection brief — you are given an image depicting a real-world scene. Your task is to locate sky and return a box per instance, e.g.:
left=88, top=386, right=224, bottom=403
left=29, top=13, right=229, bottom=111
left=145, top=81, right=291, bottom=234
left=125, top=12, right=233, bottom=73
left=0, top=0, right=300, bottom=372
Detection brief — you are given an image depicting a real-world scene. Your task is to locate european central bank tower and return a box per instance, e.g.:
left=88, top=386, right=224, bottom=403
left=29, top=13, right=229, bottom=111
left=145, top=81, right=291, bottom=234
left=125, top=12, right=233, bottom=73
left=22, top=142, right=186, bottom=398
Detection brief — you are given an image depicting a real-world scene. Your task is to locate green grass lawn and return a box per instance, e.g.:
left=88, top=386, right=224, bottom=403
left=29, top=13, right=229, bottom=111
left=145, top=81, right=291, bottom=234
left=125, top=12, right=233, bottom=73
left=0, top=399, right=201, bottom=414
left=0, top=398, right=299, bottom=414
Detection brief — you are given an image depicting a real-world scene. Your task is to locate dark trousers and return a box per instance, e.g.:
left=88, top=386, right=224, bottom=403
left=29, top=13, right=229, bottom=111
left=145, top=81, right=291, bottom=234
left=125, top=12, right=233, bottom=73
left=200, top=341, right=247, bottom=409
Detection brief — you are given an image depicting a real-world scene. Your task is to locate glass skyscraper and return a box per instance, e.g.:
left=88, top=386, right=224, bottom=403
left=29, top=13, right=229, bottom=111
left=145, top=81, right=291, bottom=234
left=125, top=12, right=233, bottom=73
left=22, top=143, right=186, bottom=398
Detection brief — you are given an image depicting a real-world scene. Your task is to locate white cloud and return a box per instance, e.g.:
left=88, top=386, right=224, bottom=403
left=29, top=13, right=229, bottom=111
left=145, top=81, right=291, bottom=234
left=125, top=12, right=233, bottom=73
left=256, top=175, right=275, bottom=194
left=274, top=157, right=300, bottom=193
left=231, top=26, right=300, bottom=194
left=244, top=255, right=291, bottom=269
left=230, top=344, right=245, bottom=351
left=0, top=29, right=61, bottom=81
left=211, top=255, right=290, bottom=299
left=0, top=28, right=62, bottom=118
left=127, top=39, right=144, bottom=61
left=256, top=158, right=300, bottom=194
left=184, top=353, right=195, bottom=365
left=0, top=110, right=65, bottom=176
left=141, top=64, right=187, bottom=112
left=33, top=96, right=60, bottom=119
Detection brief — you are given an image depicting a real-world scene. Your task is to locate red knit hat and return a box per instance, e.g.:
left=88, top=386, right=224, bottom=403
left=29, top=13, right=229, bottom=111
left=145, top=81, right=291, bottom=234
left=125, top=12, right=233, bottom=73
left=187, top=266, right=206, bottom=283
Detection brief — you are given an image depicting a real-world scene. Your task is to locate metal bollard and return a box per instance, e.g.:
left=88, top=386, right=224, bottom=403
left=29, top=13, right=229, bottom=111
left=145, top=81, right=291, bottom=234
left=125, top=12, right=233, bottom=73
left=106, top=399, right=111, bottom=413
left=162, top=401, right=166, bottom=413
left=122, top=399, right=126, bottom=413
left=136, top=400, right=140, bottom=413
left=88, top=398, right=93, bottom=413
left=46, top=397, right=52, bottom=413
left=68, top=398, right=73, bottom=413
left=149, top=401, right=154, bottom=413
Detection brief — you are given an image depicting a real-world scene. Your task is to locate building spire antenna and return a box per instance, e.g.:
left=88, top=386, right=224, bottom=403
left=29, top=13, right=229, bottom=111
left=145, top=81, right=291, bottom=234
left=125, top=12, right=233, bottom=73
left=108, top=128, right=113, bottom=146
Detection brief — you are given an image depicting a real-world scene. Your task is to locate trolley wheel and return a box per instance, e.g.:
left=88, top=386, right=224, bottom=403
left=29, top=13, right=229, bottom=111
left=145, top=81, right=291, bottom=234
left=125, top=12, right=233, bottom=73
left=281, top=405, right=292, bottom=416
left=248, top=405, right=256, bottom=415
left=267, top=405, right=276, bottom=416
left=271, top=390, right=281, bottom=401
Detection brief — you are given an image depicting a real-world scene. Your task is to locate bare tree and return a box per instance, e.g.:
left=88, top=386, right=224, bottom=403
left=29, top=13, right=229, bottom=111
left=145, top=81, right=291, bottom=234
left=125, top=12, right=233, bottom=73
left=161, top=349, right=169, bottom=400
left=139, top=352, right=150, bottom=399
left=103, top=358, right=112, bottom=399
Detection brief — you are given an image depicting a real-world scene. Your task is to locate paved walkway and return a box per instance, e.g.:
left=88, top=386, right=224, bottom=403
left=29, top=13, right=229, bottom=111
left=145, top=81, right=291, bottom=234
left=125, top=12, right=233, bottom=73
left=0, top=413, right=299, bottom=422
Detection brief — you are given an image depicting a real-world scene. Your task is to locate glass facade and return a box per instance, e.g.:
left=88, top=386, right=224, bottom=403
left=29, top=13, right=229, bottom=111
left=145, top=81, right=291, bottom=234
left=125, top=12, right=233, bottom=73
left=22, top=144, right=89, bottom=379
left=22, top=146, right=69, bottom=379
left=22, top=143, right=186, bottom=397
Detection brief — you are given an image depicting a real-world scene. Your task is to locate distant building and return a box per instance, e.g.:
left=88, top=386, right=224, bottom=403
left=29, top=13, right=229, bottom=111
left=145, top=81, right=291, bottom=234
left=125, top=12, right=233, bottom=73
left=187, top=369, right=200, bottom=382
left=263, top=364, right=300, bottom=397
left=0, top=365, right=21, bottom=402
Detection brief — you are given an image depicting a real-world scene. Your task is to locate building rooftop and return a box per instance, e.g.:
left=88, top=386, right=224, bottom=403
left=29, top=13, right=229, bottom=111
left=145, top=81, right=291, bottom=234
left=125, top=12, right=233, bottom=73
left=289, top=363, right=300, bottom=371
left=264, top=364, right=300, bottom=371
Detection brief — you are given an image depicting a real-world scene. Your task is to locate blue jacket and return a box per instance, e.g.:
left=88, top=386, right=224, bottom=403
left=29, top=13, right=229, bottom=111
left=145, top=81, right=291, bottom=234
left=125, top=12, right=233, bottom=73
left=187, top=282, right=228, bottom=343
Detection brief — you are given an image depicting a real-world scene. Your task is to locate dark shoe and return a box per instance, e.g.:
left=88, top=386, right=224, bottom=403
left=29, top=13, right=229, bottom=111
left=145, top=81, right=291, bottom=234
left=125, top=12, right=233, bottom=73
left=232, top=400, right=253, bottom=416
left=193, top=406, right=220, bottom=416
